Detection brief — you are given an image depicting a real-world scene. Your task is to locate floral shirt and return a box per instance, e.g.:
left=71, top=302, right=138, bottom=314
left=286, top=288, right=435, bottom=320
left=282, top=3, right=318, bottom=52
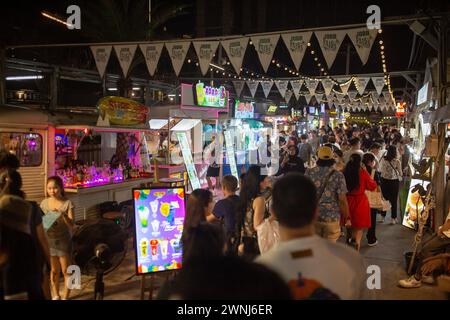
left=306, top=166, right=348, bottom=222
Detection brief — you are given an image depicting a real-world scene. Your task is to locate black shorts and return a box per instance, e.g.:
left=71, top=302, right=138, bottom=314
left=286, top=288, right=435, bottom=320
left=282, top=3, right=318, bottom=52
left=206, top=165, right=220, bottom=177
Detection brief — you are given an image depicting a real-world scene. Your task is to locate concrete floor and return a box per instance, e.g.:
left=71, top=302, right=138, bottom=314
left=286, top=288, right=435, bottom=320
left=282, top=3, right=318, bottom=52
left=70, top=216, right=447, bottom=300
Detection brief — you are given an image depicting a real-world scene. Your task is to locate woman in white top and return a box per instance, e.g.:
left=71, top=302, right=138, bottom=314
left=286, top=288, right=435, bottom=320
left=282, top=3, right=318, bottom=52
left=379, top=145, right=403, bottom=224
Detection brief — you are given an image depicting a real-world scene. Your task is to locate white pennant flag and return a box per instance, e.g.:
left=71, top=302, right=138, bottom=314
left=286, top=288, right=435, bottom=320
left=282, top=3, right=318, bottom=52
left=232, top=80, right=246, bottom=97
left=355, top=77, right=371, bottom=95
left=275, top=80, right=289, bottom=98
left=246, top=80, right=259, bottom=98
left=347, top=28, right=378, bottom=65
left=290, top=80, right=303, bottom=100
left=165, top=42, right=191, bottom=76
left=348, top=91, right=358, bottom=101
left=251, top=34, right=280, bottom=72
left=321, top=78, right=334, bottom=96
left=91, top=46, right=112, bottom=78
left=139, top=43, right=164, bottom=76
left=314, top=30, right=347, bottom=68
left=372, top=77, right=386, bottom=96
left=193, top=41, right=220, bottom=76
left=261, top=80, right=274, bottom=98
left=285, top=90, right=293, bottom=103
left=337, top=77, right=352, bottom=95
left=281, top=32, right=313, bottom=70
left=304, top=94, right=313, bottom=105
left=221, top=37, right=249, bottom=74
left=114, top=45, right=137, bottom=77
left=305, top=79, right=319, bottom=95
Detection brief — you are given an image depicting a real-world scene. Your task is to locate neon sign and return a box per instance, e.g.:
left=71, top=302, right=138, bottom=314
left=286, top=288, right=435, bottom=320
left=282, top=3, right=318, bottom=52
left=396, top=102, right=406, bottom=118
left=234, top=100, right=254, bottom=119
left=267, top=105, right=278, bottom=113
left=194, top=82, right=227, bottom=108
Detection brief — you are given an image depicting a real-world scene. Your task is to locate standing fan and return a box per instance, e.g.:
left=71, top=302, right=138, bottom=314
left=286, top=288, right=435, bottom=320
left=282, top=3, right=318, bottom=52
left=72, top=219, right=128, bottom=300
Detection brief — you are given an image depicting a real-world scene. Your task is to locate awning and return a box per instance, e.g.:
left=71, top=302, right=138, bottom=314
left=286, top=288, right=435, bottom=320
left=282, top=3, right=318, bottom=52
left=170, top=119, right=201, bottom=131
left=149, top=119, right=169, bottom=130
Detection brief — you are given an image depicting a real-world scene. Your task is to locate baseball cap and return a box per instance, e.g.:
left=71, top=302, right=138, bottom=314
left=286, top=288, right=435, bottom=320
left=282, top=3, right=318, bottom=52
left=317, top=146, right=333, bottom=160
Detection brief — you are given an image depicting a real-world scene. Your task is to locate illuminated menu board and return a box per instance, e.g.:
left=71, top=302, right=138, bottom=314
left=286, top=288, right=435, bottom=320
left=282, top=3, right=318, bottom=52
left=235, top=100, right=255, bottom=119
left=194, top=82, right=228, bottom=108
left=224, top=131, right=239, bottom=185
left=133, top=187, right=186, bottom=274
left=176, top=132, right=201, bottom=190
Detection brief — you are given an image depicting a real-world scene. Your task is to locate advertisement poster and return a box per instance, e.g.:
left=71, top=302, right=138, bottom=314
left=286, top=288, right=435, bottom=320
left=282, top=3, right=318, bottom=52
left=402, top=179, right=430, bottom=230
left=224, top=131, right=239, bottom=185
left=133, top=187, right=186, bottom=274
left=193, top=82, right=228, bottom=108
left=234, top=100, right=254, bottom=119
left=176, top=132, right=201, bottom=190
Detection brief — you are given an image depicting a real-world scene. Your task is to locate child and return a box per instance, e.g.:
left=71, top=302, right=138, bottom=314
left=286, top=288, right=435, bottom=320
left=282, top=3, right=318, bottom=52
left=211, top=175, right=241, bottom=256
left=40, top=176, right=74, bottom=300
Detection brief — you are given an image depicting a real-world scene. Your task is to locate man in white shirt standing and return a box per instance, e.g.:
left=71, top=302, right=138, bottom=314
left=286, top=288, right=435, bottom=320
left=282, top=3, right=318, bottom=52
left=399, top=209, right=450, bottom=288
left=256, top=173, right=368, bottom=300
left=343, top=137, right=364, bottom=164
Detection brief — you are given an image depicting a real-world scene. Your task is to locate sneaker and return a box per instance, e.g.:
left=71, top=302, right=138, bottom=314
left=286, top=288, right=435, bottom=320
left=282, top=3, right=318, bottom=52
left=422, top=275, right=434, bottom=285
left=390, top=218, right=397, bottom=225
left=367, top=240, right=378, bottom=247
left=52, top=296, right=61, bottom=300
left=398, top=276, right=422, bottom=288
left=378, top=216, right=385, bottom=223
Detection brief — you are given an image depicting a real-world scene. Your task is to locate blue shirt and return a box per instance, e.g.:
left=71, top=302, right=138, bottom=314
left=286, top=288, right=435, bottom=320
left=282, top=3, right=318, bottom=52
left=306, top=166, right=348, bottom=222
left=212, top=195, right=240, bottom=234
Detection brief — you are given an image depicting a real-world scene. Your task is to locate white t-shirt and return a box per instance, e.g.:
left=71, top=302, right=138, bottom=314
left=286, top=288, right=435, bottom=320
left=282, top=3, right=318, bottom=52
left=343, top=149, right=364, bottom=164
left=256, top=235, right=368, bottom=300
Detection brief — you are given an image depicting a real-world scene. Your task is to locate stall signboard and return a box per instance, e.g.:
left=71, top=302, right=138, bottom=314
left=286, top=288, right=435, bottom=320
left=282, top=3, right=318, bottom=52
left=176, top=132, right=201, bottom=190
left=97, top=96, right=149, bottom=126
left=267, top=105, right=278, bottom=113
left=396, top=102, right=407, bottom=117
left=417, top=82, right=430, bottom=106
left=402, top=179, right=430, bottom=230
left=133, top=186, right=186, bottom=274
left=224, top=131, right=239, bottom=185
left=234, top=100, right=255, bottom=119
left=193, top=82, right=228, bottom=108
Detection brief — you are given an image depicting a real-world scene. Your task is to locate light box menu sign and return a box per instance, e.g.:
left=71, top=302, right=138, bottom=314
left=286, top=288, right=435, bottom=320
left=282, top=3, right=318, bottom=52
left=402, top=179, right=430, bottom=230
left=193, top=82, right=228, bottom=108
left=224, top=131, right=239, bottom=185
left=176, top=132, right=201, bottom=190
left=234, top=100, right=255, bottom=119
left=133, top=187, right=186, bottom=274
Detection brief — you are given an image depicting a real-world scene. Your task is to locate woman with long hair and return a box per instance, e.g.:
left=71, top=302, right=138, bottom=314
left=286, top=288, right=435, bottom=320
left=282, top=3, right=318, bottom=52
left=362, top=153, right=381, bottom=246
left=379, top=145, right=403, bottom=224
left=344, top=154, right=377, bottom=251
left=239, top=165, right=271, bottom=260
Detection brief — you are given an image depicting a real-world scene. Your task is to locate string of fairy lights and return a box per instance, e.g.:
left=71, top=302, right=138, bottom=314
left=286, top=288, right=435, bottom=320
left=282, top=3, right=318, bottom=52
left=182, top=29, right=394, bottom=108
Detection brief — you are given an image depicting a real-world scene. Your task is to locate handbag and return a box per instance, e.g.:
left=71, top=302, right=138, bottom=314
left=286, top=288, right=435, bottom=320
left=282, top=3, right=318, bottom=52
left=365, top=170, right=384, bottom=209
left=388, top=160, right=403, bottom=182
left=255, top=219, right=280, bottom=254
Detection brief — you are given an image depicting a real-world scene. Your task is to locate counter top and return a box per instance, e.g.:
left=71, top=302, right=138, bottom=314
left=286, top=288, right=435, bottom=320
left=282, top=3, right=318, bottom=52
left=65, top=177, right=154, bottom=194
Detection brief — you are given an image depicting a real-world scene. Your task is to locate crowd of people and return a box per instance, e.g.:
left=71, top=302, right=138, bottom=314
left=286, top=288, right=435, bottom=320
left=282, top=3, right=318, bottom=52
left=1, top=121, right=449, bottom=300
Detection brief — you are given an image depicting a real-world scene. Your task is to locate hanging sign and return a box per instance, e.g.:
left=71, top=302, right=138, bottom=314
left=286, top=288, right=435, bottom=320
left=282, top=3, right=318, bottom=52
left=251, top=34, right=280, bottom=72
left=90, top=46, right=112, bottom=78
left=224, top=131, right=239, bottom=185
left=234, top=100, right=255, bottom=119
left=281, top=32, right=313, bottom=70
left=221, top=37, right=249, bottom=74
left=193, top=41, right=220, bottom=76
left=114, top=45, right=137, bottom=77
left=165, top=42, right=191, bottom=76
left=140, top=43, right=164, bottom=76
left=347, top=28, right=378, bottom=65
left=193, top=82, right=228, bottom=108
left=176, top=132, right=201, bottom=190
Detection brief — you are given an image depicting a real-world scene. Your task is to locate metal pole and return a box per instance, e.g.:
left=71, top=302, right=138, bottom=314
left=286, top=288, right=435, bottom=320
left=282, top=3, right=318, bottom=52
left=0, top=46, right=6, bottom=105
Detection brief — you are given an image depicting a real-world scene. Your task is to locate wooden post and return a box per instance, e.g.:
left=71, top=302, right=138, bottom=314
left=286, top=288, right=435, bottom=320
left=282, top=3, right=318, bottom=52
left=50, top=66, right=60, bottom=111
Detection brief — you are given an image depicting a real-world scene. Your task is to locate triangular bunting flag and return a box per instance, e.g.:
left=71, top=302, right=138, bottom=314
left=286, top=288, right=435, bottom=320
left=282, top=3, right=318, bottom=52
left=304, top=93, right=313, bottom=105
left=232, top=80, right=246, bottom=98
left=372, top=77, right=386, bottom=96
left=281, top=32, right=313, bottom=70
left=338, top=77, right=352, bottom=95
left=321, top=78, right=334, bottom=96
left=275, top=80, right=289, bottom=98
left=347, top=28, right=378, bottom=65
left=261, top=80, right=274, bottom=98
left=305, top=79, right=319, bottom=95
left=90, top=46, right=112, bottom=78
left=139, top=43, right=164, bottom=76
left=314, top=30, right=347, bottom=69
left=355, top=77, right=371, bottom=95
left=348, top=91, right=358, bottom=101
left=290, top=80, right=303, bottom=101
left=221, top=37, right=249, bottom=74
left=285, top=90, right=293, bottom=103
left=246, top=80, right=259, bottom=98
left=165, top=42, right=191, bottom=76
left=193, top=41, right=220, bottom=76
left=114, top=45, right=137, bottom=77
left=251, top=34, right=280, bottom=72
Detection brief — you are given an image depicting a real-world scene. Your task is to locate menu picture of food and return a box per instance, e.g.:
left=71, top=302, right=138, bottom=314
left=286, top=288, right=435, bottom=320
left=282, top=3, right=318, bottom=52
left=133, top=187, right=186, bottom=274
left=402, top=179, right=430, bottom=230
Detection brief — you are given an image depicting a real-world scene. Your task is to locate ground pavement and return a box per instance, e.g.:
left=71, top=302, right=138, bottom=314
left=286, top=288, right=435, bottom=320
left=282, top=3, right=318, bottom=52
left=71, top=217, right=447, bottom=300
